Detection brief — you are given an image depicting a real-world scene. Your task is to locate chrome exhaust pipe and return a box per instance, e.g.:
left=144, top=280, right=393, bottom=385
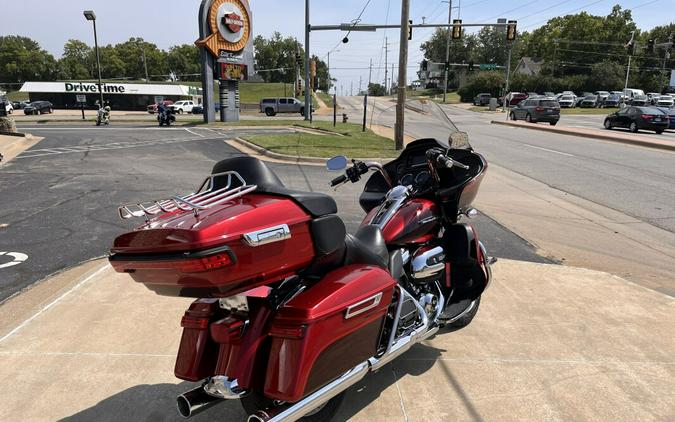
left=247, top=361, right=370, bottom=422
left=177, top=386, right=221, bottom=418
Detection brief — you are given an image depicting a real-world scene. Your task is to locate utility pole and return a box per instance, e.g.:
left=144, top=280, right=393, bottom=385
left=327, top=51, right=330, bottom=93
left=658, top=34, right=673, bottom=94
left=350, top=80, right=353, bottom=96
left=391, top=63, right=395, bottom=93
left=442, top=0, right=452, bottom=103
left=368, top=58, right=373, bottom=86
left=394, top=0, right=410, bottom=150
left=623, top=31, right=636, bottom=103
left=358, top=76, right=362, bottom=94
left=304, top=0, right=311, bottom=121
left=384, top=36, right=389, bottom=95
left=141, top=48, right=149, bottom=82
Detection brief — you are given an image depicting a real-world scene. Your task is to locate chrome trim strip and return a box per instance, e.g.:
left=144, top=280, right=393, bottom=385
left=444, top=300, right=477, bottom=324
left=345, top=292, right=383, bottom=319
left=243, top=224, right=291, bottom=247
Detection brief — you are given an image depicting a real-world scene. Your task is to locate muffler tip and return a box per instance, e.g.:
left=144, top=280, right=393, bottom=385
left=176, top=395, right=192, bottom=418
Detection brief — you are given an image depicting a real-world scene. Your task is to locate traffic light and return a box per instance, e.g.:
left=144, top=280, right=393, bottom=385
left=295, top=51, right=302, bottom=67
left=310, top=59, right=316, bottom=78
left=408, top=20, right=413, bottom=41
left=452, top=19, right=462, bottom=40
left=646, top=39, right=655, bottom=53
left=468, top=61, right=474, bottom=71
left=421, top=60, right=428, bottom=71
left=506, top=20, right=517, bottom=41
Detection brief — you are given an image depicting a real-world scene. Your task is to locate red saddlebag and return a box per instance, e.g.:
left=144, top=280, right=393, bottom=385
left=264, top=265, right=396, bottom=402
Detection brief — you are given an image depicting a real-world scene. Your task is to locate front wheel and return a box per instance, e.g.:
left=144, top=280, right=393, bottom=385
left=655, top=129, right=664, bottom=134
left=525, top=113, right=532, bottom=123
left=604, top=119, right=612, bottom=130
left=447, top=296, right=481, bottom=329
left=241, top=391, right=345, bottom=422
left=509, top=111, right=516, bottom=121
left=549, top=121, right=557, bottom=126
left=178, top=109, right=183, bottom=114
left=300, top=107, right=305, bottom=116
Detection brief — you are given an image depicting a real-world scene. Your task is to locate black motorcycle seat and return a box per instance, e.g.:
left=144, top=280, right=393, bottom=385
left=211, top=156, right=337, bottom=217
left=343, top=225, right=389, bottom=269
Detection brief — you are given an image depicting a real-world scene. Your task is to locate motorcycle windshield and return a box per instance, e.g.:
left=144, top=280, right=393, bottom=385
left=371, top=98, right=470, bottom=151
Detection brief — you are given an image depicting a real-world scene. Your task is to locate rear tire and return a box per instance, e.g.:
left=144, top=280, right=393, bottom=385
left=549, top=121, right=557, bottom=126
left=241, top=391, right=345, bottom=422
left=300, top=107, right=305, bottom=116
left=629, top=122, right=638, bottom=133
left=655, top=129, right=664, bottom=134
left=509, top=111, right=516, bottom=121
left=265, top=108, right=275, bottom=117
left=604, top=119, right=612, bottom=130
left=525, top=113, right=532, bottom=123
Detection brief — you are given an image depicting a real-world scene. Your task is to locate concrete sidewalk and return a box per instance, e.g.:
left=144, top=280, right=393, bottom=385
left=491, top=120, right=675, bottom=151
left=0, top=258, right=673, bottom=421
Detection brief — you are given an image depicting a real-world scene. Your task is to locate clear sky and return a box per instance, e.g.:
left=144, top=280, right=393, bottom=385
left=2, top=0, right=672, bottom=93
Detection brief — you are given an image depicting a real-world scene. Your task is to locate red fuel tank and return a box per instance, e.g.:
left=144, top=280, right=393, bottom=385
left=361, top=198, right=439, bottom=245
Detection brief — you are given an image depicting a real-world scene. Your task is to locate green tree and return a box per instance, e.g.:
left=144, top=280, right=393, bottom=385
left=420, top=29, right=477, bottom=64
left=98, top=45, right=126, bottom=79
left=253, top=32, right=304, bottom=83
left=167, top=44, right=200, bottom=81
left=0, top=35, right=57, bottom=83
left=368, top=82, right=386, bottom=96
left=114, top=38, right=168, bottom=80
left=58, top=39, right=92, bottom=80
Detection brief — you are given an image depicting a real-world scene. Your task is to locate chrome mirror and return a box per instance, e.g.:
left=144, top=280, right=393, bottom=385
left=326, top=155, right=348, bottom=171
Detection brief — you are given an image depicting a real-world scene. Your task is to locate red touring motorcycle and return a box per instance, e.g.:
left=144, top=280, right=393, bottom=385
left=109, top=101, right=494, bottom=421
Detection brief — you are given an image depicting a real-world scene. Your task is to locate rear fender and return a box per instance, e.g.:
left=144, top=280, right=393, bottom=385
left=442, top=223, right=488, bottom=302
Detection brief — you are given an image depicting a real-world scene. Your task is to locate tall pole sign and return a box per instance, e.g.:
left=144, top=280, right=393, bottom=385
left=196, top=0, right=253, bottom=123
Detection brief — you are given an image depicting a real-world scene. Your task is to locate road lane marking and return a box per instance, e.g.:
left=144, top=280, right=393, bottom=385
left=523, top=144, right=575, bottom=157
left=185, top=128, right=205, bottom=137
left=0, top=263, right=110, bottom=344
left=0, top=252, right=28, bottom=269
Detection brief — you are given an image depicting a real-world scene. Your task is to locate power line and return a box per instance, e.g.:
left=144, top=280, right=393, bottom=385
left=484, top=0, right=540, bottom=22
left=516, top=0, right=576, bottom=21
left=521, top=0, right=609, bottom=30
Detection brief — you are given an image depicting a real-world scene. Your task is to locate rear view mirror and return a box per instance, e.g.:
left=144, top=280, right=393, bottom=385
left=326, top=155, right=348, bottom=171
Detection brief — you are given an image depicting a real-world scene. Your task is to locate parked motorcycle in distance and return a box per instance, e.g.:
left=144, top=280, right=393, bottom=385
left=96, top=105, right=110, bottom=126
left=108, top=100, right=495, bottom=422
left=158, top=107, right=176, bottom=126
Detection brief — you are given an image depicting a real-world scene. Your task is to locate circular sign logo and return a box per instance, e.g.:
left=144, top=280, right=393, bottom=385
left=206, top=0, right=250, bottom=53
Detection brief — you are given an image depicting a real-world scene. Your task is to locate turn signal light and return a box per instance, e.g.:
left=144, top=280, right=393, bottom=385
left=269, top=324, right=306, bottom=339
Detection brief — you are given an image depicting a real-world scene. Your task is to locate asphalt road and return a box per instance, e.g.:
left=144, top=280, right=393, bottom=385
left=338, top=96, right=675, bottom=234
left=0, top=125, right=546, bottom=302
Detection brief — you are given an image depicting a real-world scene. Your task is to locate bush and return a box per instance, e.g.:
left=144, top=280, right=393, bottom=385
left=0, top=117, right=16, bottom=133
left=457, top=71, right=505, bottom=102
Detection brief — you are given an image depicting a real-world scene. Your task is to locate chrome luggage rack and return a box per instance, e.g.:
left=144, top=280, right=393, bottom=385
left=118, top=171, right=257, bottom=220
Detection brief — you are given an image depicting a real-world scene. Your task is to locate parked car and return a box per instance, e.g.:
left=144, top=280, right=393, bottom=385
left=623, top=88, right=645, bottom=104
left=503, top=92, right=528, bottom=106
left=259, top=97, right=309, bottom=116
left=629, top=94, right=649, bottom=106
left=594, top=91, right=610, bottom=104
left=3, top=101, right=13, bottom=114
left=543, top=91, right=555, bottom=97
left=655, top=107, right=675, bottom=129
left=169, top=100, right=196, bottom=114
left=23, top=101, right=53, bottom=115
left=603, top=106, right=669, bottom=134
left=509, top=97, right=560, bottom=125
left=654, top=95, right=674, bottom=107
left=11, top=101, right=30, bottom=110
left=558, top=94, right=575, bottom=108
left=526, top=92, right=539, bottom=98
left=575, top=92, right=593, bottom=107
left=646, top=92, right=662, bottom=105
left=472, top=93, right=492, bottom=106
left=580, top=95, right=598, bottom=108
left=147, top=100, right=174, bottom=114
left=191, top=103, right=221, bottom=114
left=599, top=93, right=621, bottom=108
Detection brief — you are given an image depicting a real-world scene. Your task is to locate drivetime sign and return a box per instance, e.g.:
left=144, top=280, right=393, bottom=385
left=65, top=82, right=126, bottom=93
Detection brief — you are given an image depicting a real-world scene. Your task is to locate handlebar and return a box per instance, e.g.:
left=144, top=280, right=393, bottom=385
left=330, top=174, right=348, bottom=187
left=426, top=149, right=470, bottom=170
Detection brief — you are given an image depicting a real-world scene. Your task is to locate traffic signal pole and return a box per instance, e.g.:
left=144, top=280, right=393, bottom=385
left=442, top=0, right=452, bottom=103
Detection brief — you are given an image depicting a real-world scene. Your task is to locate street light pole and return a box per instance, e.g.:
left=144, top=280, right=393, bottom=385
left=84, top=10, right=104, bottom=107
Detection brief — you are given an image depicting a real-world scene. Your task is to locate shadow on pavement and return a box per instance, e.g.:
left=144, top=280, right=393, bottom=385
left=59, top=344, right=456, bottom=422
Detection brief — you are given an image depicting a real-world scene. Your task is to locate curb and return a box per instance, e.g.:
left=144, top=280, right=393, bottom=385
left=0, top=131, right=26, bottom=137
left=231, top=137, right=328, bottom=164
left=491, top=120, right=675, bottom=152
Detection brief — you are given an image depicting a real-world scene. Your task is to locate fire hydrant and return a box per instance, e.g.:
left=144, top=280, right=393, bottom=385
left=342, top=113, right=348, bottom=123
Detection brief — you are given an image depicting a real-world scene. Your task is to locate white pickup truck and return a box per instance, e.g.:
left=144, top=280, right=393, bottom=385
left=169, top=100, right=196, bottom=114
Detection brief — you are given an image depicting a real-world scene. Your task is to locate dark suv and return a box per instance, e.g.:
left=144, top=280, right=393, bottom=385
left=23, top=101, right=54, bottom=115
left=509, top=97, right=560, bottom=125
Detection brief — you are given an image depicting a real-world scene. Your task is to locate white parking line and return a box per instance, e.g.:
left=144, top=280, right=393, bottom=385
left=523, top=144, right=575, bottom=157
left=184, top=128, right=205, bottom=137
